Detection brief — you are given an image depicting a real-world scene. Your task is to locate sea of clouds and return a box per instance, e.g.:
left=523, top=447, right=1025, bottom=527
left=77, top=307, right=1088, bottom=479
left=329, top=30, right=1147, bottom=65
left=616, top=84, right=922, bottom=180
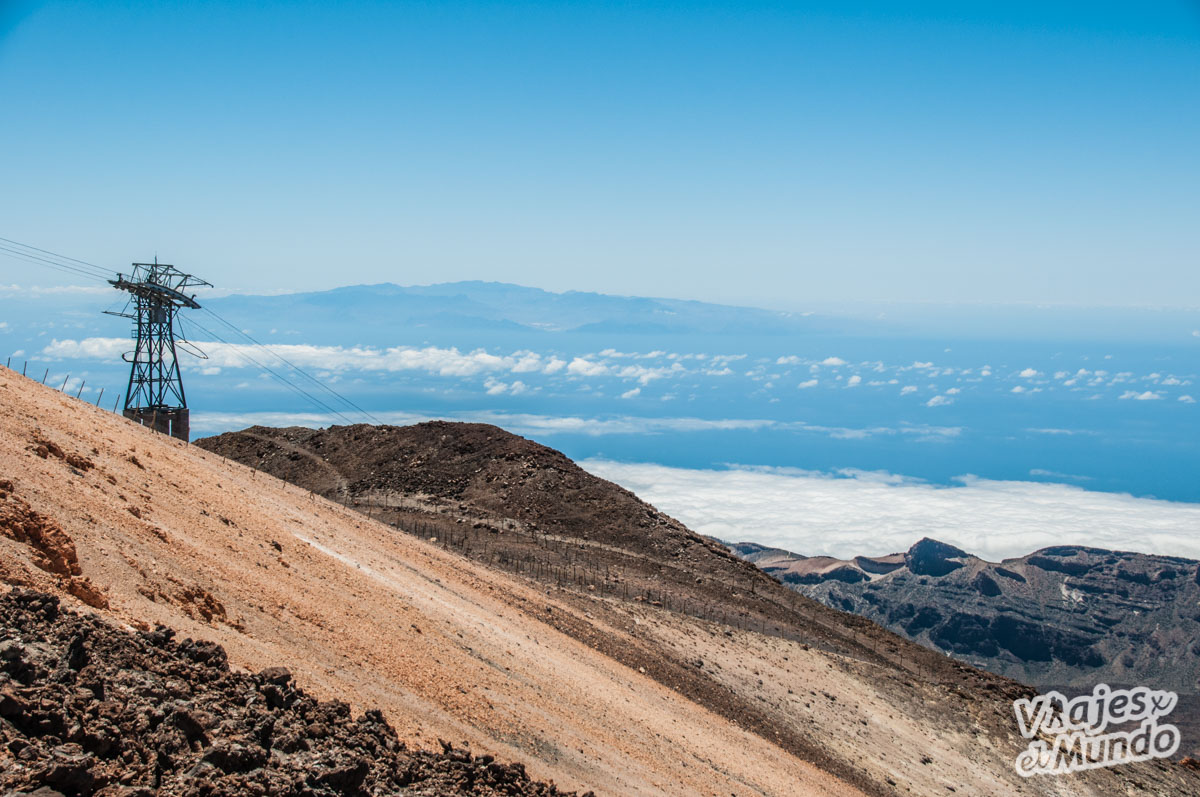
left=581, top=460, right=1200, bottom=562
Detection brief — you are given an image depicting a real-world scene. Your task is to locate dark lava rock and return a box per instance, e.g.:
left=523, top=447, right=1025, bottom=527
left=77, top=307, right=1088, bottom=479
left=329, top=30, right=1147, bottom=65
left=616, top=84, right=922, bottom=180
left=904, top=538, right=969, bottom=577
left=971, top=572, right=1002, bottom=597
left=0, top=589, right=587, bottom=796
left=258, top=665, right=292, bottom=686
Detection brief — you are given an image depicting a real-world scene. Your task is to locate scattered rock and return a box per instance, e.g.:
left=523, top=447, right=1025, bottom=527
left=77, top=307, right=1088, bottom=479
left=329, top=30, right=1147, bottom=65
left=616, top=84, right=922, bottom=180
left=0, top=589, right=581, bottom=796
left=259, top=666, right=292, bottom=686
left=0, top=489, right=84, bottom=579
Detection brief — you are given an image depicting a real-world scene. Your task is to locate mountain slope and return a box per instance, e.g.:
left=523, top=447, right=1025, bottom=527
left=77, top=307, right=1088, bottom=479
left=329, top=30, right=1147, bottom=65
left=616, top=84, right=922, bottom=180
left=195, top=420, right=1200, bottom=795
left=0, top=372, right=860, bottom=796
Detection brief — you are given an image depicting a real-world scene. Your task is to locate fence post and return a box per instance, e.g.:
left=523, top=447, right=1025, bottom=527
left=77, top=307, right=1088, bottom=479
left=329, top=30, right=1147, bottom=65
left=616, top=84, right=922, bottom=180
left=60, top=375, right=69, bottom=392
left=42, top=368, right=48, bottom=384
left=95, top=388, right=104, bottom=406
left=76, top=381, right=85, bottom=398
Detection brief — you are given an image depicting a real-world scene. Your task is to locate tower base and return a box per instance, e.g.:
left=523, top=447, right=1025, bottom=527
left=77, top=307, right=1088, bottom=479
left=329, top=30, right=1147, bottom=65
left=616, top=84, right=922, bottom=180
left=124, top=408, right=190, bottom=442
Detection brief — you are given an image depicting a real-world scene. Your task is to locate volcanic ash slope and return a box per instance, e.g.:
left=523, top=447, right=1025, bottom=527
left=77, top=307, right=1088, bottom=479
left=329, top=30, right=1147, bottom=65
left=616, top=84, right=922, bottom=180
left=2, top=372, right=1199, bottom=795
left=0, top=374, right=859, bottom=796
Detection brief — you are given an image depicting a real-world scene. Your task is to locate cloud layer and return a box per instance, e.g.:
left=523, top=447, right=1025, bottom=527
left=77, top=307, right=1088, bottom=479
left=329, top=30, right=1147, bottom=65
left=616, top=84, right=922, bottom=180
left=581, top=460, right=1200, bottom=562
left=188, top=408, right=960, bottom=446
left=37, top=337, right=1199, bottom=408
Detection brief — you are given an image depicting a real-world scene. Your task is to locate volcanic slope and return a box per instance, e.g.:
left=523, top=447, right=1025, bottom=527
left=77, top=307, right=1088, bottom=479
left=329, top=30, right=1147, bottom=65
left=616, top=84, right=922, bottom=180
left=196, top=420, right=1200, bottom=795
left=0, top=589, right=574, bottom=796
left=0, top=375, right=865, bottom=796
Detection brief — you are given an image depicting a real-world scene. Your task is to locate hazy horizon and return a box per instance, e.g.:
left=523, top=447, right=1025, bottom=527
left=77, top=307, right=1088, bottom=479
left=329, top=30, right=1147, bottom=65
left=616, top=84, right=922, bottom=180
left=2, top=1, right=1198, bottom=307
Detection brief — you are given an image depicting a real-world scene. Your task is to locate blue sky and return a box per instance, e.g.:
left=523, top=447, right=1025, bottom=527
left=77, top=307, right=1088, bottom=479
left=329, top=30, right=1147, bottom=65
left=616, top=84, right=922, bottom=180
left=1, top=1, right=1198, bottom=308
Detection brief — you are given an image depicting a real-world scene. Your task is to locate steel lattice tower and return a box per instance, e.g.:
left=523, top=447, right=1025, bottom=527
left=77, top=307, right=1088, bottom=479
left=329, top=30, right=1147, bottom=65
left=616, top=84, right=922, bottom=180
left=106, top=260, right=211, bottom=441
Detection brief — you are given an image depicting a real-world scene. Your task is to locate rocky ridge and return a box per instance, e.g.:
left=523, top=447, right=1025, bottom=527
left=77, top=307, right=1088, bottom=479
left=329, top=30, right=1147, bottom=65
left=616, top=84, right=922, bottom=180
left=730, top=537, right=1200, bottom=755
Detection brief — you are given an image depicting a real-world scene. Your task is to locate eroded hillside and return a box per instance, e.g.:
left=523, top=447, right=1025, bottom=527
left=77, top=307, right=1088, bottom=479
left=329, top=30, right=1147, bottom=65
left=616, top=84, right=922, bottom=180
left=2, top=369, right=1198, bottom=794
left=195, top=419, right=1200, bottom=795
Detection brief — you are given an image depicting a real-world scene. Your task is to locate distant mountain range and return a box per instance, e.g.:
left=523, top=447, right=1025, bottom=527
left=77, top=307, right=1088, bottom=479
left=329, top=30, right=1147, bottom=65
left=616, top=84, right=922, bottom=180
left=729, top=537, right=1200, bottom=695
left=728, top=536, right=1200, bottom=757
left=202, top=280, right=873, bottom=345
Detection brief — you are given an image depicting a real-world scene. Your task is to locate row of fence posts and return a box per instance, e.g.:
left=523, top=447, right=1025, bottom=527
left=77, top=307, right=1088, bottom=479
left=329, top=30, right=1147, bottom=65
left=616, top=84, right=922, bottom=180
left=5, top=357, right=121, bottom=413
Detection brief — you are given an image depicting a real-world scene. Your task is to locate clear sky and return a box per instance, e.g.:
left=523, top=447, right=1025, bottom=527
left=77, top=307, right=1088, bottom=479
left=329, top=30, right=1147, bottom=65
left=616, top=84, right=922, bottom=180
left=1, top=1, right=1197, bottom=308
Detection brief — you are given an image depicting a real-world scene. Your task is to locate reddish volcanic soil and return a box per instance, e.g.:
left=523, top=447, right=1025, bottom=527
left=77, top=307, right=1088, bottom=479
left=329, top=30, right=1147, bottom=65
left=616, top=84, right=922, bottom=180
left=3, top=370, right=1199, bottom=795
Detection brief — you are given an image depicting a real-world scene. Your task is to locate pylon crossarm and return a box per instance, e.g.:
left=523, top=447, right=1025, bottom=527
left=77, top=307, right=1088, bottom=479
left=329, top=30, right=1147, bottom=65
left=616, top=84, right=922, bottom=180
left=108, top=277, right=203, bottom=309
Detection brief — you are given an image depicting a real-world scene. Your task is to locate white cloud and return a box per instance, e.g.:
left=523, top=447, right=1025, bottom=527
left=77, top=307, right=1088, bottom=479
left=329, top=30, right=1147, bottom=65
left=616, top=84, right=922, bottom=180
left=900, top=386, right=917, bottom=395
left=846, top=375, right=861, bottom=387
left=484, top=378, right=531, bottom=396
left=42, top=337, right=575, bottom=379
left=566, top=357, right=609, bottom=377
left=945, top=387, right=961, bottom=395
left=1026, top=428, right=1097, bottom=436
left=1119, top=390, right=1162, bottom=401
left=776, top=355, right=804, bottom=365
left=613, top=362, right=685, bottom=384
left=42, top=338, right=656, bottom=385
left=819, top=357, right=846, bottom=366
left=620, top=387, right=641, bottom=399
left=925, top=395, right=953, bottom=407
left=510, top=352, right=545, bottom=373
left=1018, top=368, right=1040, bottom=378
left=60, top=376, right=85, bottom=394
left=1193, top=330, right=1199, bottom=338
left=1011, top=386, right=1026, bottom=394
left=797, top=379, right=818, bottom=389
left=1181, top=395, right=1196, bottom=404
left=582, top=460, right=1200, bottom=561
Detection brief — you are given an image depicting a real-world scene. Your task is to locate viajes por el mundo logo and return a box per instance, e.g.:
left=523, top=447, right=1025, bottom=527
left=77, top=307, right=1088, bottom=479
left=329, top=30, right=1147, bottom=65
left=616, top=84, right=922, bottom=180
left=1013, top=684, right=1180, bottom=776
